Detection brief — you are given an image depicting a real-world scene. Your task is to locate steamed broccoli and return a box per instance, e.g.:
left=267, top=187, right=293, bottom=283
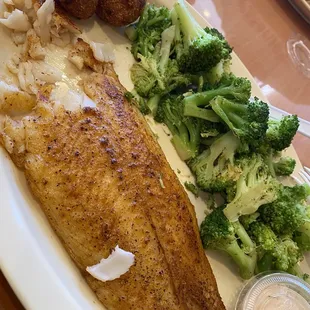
left=266, top=115, right=299, bottom=151
left=130, top=4, right=172, bottom=59
left=287, top=264, right=310, bottom=284
left=184, top=181, right=199, bottom=197
left=155, top=96, right=201, bottom=160
left=183, top=74, right=252, bottom=119
left=257, top=115, right=299, bottom=154
left=244, top=221, right=306, bottom=277
left=205, top=59, right=231, bottom=85
left=273, top=156, right=296, bottom=176
left=247, top=222, right=278, bottom=251
left=223, top=154, right=280, bottom=222
left=211, top=96, right=269, bottom=143
left=200, top=205, right=257, bottom=279
left=271, top=239, right=303, bottom=271
left=204, top=27, right=233, bottom=60
left=259, top=184, right=310, bottom=236
left=294, top=212, right=310, bottom=252
left=256, top=238, right=303, bottom=273
left=173, top=0, right=230, bottom=73
left=131, top=25, right=191, bottom=101
left=189, top=131, right=242, bottom=193
left=125, top=90, right=149, bottom=114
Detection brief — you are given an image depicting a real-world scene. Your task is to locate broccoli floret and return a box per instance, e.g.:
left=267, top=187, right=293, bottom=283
left=173, top=0, right=226, bottom=73
left=200, top=120, right=228, bottom=137
left=245, top=222, right=304, bottom=275
left=294, top=227, right=310, bottom=252
left=131, top=54, right=163, bottom=98
left=200, top=205, right=257, bottom=279
left=189, top=131, right=242, bottom=193
left=239, top=213, right=260, bottom=230
left=155, top=96, right=201, bottom=160
left=247, top=222, right=278, bottom=251
left=259, top=184, right=310, bottom=236
left=205, top=59, right=231, bottom=85
left=257, top=238, right=303, bottom=273
left=210, top=96, right=269, bottom=143
left=260, top=115, right=299, bottom=153
left=131, top=25, right=191, bottom=99
left=223, top=154, right=280, bottom=222
left=272, top=156, right=296, bottom=176
left=184, top=181, right=199, bottom=197
left=272, top=238, right=303, bottom=271
left=130, top=4, right=172, bottom=59
left=204, top=27, right=233, bottom=60
left=183, top=74, right=252, bottom=119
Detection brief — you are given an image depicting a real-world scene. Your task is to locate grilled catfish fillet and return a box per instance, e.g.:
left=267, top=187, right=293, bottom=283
left=0, top=71, right=224, bottom=310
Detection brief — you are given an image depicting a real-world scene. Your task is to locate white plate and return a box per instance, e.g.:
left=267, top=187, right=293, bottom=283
left=0, top=1, right=309, bottom=309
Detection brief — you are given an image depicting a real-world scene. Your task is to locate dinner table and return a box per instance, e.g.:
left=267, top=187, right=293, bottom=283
left=0, top=0, right=309, bottom=309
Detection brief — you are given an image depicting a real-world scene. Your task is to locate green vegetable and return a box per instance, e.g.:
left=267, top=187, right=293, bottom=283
left=200, top=205, right=257, bottom=279
left=130, top=4, right=172, bottom=59
left=257, top=115, right=299, bottom=154
left=273, top=156, right=296, bottom=176
left=183, top=74, right=252, bottom=118
left=189, top=131, right=242, bottom=193
left=125, top=90, right=149, bottom=114
left=244, top=221, right=307, bottom=278
left=204, top=27, right=233, bottom=60
left=131, top=25, right=191, bottom=101
left=247, top=222, right=277, bottom=251
left=205, top=59, right=231, bottom=85
left=173, top=0, right=231, bottom=73
left=259, top=184, right=310, bottom=237
left=184, top=181, right=199, bottom=197
left=211, top=96, right=269, bottom=144
left=223, top=154, right=280, bottom=222
left=155, top=96, right=201, bottom=160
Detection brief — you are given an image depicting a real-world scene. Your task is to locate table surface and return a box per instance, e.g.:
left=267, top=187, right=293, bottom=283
left=0, top=0, right=309, bottom=309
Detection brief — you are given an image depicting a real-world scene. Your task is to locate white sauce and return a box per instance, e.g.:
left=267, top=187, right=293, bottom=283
left=86, top=246, right=135, bottom=282
left=254, top=284, right=310, bottom=310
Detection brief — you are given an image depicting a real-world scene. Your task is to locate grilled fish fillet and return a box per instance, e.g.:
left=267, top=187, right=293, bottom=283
left=1, top=48, right=225, bottom=310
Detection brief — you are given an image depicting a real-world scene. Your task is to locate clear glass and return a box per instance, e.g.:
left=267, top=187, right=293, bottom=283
left=235, top=272, right=310, bottom=310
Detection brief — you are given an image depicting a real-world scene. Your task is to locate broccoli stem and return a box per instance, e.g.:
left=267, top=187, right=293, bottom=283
left=171, top=8, right=183, bottom=59
left=172, top=135, right=196, bottom=161
left=183, top=103, right=221, bottom=122
left=257, top=252, right=274, bottom=273
left=298, top=221, right=310, bottom=239
left=183, top=90, right=222, bottom=108
left=234, top=221, right=255, bottom=250
left=287, top=264, right=310, bottom=284
left=224, top=239, right=257, bottom=279
left=183, top=85, right=250, bottom=110
left=159, top=25, right=176, bottom=73
left=147, top=94, right=161, bottom=116
left=125, top=25, right=137, bottom=41
left=211, top=98, right=248, bottom=131
left=174, top=0, right=206, bottom=47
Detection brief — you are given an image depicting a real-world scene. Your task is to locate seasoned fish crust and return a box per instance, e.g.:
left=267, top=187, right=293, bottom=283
left=1, top=70, right=225, bottom=309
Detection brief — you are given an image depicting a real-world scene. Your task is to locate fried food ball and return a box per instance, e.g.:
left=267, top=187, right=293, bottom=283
left=58, top=0, right=98, bottom=19
left=96, top=0, right=146, bottom=27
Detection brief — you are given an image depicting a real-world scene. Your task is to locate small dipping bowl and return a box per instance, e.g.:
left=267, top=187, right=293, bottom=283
left=235, top=272, right=310, bottom=310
